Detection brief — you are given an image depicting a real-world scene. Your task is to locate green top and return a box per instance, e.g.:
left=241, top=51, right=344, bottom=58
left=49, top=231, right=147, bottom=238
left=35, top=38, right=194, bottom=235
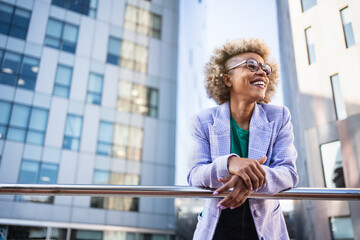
left=230, top=116, right=249, bottom=158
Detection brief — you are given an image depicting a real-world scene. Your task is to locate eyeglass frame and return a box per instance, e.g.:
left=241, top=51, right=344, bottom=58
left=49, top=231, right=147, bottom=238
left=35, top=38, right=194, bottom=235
left=226, top=58, right=272, bottom=76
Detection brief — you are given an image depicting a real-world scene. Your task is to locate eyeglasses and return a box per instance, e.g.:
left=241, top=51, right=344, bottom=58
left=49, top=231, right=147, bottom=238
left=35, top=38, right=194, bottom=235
left=227, top=58, right=272, bottom=76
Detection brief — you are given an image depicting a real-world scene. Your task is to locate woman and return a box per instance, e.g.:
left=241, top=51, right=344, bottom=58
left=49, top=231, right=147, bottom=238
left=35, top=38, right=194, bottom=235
left=187, top=38, right=298, bottom=240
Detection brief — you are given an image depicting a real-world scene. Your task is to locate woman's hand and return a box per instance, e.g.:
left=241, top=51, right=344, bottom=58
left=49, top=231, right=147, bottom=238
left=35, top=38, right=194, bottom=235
left=213, top=175, right=251, bottom=209
left=228, top=156, right=267, bottom=190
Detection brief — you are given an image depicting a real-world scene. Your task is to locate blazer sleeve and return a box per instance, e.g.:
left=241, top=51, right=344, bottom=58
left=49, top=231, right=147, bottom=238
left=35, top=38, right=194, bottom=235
left=187, top=114, right=236, bottom=189
left=255, top=106, right=299, bottom=194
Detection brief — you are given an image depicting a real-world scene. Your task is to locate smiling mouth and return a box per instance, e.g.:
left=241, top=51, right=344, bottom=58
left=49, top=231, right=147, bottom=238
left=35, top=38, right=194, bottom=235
left=250, top=79, right=266, bottom=87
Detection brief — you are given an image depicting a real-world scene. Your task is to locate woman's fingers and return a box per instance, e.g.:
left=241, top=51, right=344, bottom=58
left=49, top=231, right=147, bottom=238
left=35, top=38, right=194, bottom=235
left=246, top=170, right=259, bottom=190
left=237, top=171, right=252, bottom=189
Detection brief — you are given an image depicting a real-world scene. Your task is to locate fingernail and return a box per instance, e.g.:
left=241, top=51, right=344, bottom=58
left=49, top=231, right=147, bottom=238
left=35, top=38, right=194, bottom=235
left=230, top=206, right=235, bottom=210
left=221, top=205, right=227, bottom=210
left=213, top=191, right=219, bottom=196
left=250, top=187, right=253, bottom=191
left=217, top=203, right=223, bottom=209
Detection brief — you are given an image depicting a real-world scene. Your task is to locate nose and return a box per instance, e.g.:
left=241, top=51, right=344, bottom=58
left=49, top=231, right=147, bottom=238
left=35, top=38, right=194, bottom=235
left=255, top=67, right=266, bottom=77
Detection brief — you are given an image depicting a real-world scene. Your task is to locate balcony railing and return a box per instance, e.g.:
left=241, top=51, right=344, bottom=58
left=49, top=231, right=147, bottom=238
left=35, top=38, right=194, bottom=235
left=0, top=184, right=359, bottom=200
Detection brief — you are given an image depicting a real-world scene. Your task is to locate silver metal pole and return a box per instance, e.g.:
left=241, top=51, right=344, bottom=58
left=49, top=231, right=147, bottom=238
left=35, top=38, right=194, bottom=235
left=0, top=184, right=359, bottom=200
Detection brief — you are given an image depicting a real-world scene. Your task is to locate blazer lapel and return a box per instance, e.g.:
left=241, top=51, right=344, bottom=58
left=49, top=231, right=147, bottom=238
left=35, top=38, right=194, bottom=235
left=209, top=102, right=231, bottom=160
left=248, top=103, right=274, bottom=162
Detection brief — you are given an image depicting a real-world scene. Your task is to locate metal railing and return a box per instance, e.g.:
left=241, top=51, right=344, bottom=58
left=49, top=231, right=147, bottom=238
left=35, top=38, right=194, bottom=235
left=1, top=184, right=360, bottom=200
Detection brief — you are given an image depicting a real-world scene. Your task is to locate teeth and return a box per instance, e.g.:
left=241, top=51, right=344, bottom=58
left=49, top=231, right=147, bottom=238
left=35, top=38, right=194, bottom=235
left=252, top=81, right=265, bottom=86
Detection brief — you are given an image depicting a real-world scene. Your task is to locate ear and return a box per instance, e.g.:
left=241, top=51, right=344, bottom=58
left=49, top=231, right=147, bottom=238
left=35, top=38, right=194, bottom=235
left=223, top=73, right=232, bottom=87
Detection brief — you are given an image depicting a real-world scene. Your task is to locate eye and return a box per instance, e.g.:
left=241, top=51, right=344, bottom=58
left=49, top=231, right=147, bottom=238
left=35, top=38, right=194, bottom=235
left=246, top=59, right=258, bottom=71
left=262, top=64, right=272, bottom=76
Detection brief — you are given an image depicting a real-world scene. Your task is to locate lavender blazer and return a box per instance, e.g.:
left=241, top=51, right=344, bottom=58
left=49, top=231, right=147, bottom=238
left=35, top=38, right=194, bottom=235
left=187, top=101, right=299, bottom=240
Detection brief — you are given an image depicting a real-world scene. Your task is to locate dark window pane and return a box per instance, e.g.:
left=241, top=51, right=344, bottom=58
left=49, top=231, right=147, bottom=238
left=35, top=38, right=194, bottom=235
left=62, top=41, right=76, bottom=53
left=38, top=162, right=58, bottom=184
left=18, top=160, right=39, bottom=183
left=9, top=25, right=27, bottom=39
left=0, top=3, right=13, bottom=24
left=13, top=8, right=31, bottom=28
left=7, top=226, right=47, bottom=240
left=63, top=136, right=80, bottom=150
left=106, top=54, right=118, bottom=65
left=3, top=51, right=21, bottom=75
left=0, top=22, right=10, bottom=35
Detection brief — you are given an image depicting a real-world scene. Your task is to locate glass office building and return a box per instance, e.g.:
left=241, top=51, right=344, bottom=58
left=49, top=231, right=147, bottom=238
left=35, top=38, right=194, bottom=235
left=0, top=0, right=179, bottom=239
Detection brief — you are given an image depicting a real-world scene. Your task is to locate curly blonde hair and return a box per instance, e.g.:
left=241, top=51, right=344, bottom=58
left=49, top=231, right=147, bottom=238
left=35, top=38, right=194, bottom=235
left=205, top=38, right=279, bottom=104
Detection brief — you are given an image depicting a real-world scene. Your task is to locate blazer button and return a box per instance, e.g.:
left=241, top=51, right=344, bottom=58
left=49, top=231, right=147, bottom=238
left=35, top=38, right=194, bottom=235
left=254, top=210, right=260, bottom=217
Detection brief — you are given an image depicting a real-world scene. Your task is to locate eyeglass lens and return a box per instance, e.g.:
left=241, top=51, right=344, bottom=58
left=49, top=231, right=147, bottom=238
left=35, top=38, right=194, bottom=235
left=247, top=59, right=272, bottom=76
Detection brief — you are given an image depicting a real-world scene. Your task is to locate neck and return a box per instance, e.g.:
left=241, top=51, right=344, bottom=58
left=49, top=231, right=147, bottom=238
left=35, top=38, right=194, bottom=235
left=229, top=98, right=255, bottom=130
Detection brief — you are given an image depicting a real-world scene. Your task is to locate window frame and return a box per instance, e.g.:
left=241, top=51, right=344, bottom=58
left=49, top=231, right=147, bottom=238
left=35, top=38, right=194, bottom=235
left=63, top=114, right=83, bottom=151
left=0, top=2, right=31, bottom=39
left=340, top=7, right=355, bottom=48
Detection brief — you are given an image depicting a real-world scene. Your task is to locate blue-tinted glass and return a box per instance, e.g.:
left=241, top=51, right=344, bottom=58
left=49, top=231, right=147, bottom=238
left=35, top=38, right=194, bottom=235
left=53, top=85, right=69, bottom=98
left=44, top=37, right=61, bottom=49
left=88, top=73, right=103, bottom=93
left=9, top=104, right=30, bottom=128
left=18, top=76, right=36, bottom=90
left=301, top=0, right=316, bottom=12
left=12, top=8, right=31, bottom=28
left=93, top=170, right=109, bottom=184
left=98, top=122, right=113, bottom=142
left=62, top=42, right=76, bottom=53
left=0, top=22, right=10, bottom=36
left=21, top=56, right=39, bottom=79
left=26, top=130, right=44, bottom=145
left=305, top=28, right=316, bottom=64
left=46, top=19, right=63, bottom=39
left=9, top=25, right=27, bottom=39
left=107, top=54, right=118, bottom=65
left=29, top=108, right=48, bottom=131
left=69, top=0, right=82, bottom=13
left=38, top=163, right=58, bottom=184
left=7, top=127, right=26, bottom=142
left=55, top=65, right=72, bottom=86
left=18, top=160, right=39, bottom=183
left=0, top=3, right=13, bottom=24
left=63, top=24, right=78, bottom=43
left=3, top=51, right=21, bottom=75
left=86, top=93, right=101, bottom=105
left=90, top=0, right=97, bottom=8
left=330, top=216, right=354, bottom=239
left=0, top=73, right=17, bottom=86
left=344, top=23, right=355, bottom=47
left=0, top=101, right=11, bottom=124
left=97, top=142, right=111, bottom=155
left=64, top=115, right=83, bottom=137
left=108, top=37, right=121, bottom=56
left=0, top=49, right=3, bottom=63
left=63, top=136, right=80, bottom=150
left=0, top=125, right=6, bottom=139
left=52, top=0, right=66, bottom=8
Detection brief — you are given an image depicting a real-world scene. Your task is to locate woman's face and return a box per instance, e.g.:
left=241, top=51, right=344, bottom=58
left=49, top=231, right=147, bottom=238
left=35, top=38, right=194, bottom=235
left=224, top=52, right=269, bottom=103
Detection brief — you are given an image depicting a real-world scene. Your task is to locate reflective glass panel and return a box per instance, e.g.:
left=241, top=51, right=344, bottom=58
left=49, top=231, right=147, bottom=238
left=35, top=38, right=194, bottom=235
left=70, top=230, right=103, bottom=240
left=38, top=162, right=58, bottom=184
left=330, top=216, right=354, bottom=240
left=7, top=226, right=47, bottom=239
left=64, top=115, right=83, bottom=138
left=46, top=19, right=63, bottom=38
left=330, top=74, right=347, bottom=120
left=18, top=160, right=39, bottom=184
left=54, top=64, right=72, bottom=98
left=340, top=7, right=355, bottom=48
left=320, top=141, right=345, bottom=188
left=305, top=27, right=316, bottom=64
left=9, top=104, right=30, bottom=128
left=28, top=108, right=48, bottom=131
left=0, top=101, right=11, bottom=125
left=301, top=0, right=316, bottom=12
left=51, top=228, right=67, bottom=240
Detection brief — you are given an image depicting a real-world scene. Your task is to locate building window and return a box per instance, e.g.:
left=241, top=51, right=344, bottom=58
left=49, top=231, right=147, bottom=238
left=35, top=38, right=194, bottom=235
left=320, top=141, right=345, bottom=188
left=44, top=18, right=79, bottom=53
left=329, top=216, right=354, bottom=240
left=139, top=234, right=167, bottom=240
left=124, top=5, right=162, bottom=39
left=305, top=27, right=316, bottom=65
left=16, top=160, right=58, bottom=203
left=53, top=64, right=73, bottom=98
left=0, top=49, right=40, bottom=90
left=86, top=72, right=103, bottom=105
left=91, top=170, right=139, bottom=211
left=63, top=114, right=83, bottom=151
left=97, top=121, right=113, bottom=156
left=106, top=38, right=148, bottom=74
left=118, top=80, right=158, bottom=117
left=7, top=226, right=47, bottom=239
left=52, top=0, right=98, bottom=18
left=106, top=37, right=121, bottom=65
left=340, top=7, right=355, bottom=48
left=0, top=101, right=48, bottom=145
left=96, top=122, right=143, bottom=161
left=301, top=0, right=316, bottom=12
left=0, top=2, right=31, bottom=39
left=70, top=230, right=103, bottom=240
left=330, top=74, right=347, bottom=120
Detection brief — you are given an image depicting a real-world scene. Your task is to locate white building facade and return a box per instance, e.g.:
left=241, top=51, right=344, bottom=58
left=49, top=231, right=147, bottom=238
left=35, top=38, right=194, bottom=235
left=0, top=0, right=179, bottom=239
